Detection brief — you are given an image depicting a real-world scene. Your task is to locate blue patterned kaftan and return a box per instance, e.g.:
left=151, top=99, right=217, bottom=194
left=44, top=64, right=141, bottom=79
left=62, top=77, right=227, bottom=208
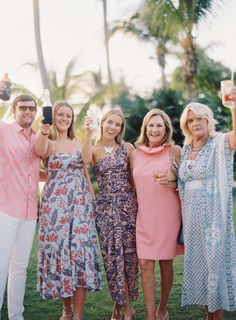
left=178, top=133, right=236, bottom=312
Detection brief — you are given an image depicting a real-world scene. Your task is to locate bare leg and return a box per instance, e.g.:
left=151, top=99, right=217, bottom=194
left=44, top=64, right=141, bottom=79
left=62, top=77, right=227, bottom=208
left=139, top=259, right=156, bottom=320
left=206, top=306, right=220, bottom=320
left=60, top=297, right=72, bottom=320
left=213, top=309, right=224, bottom=320
left=123, top=280, right=136, bottom=319
left=156, top=260, right=173, bottom=316
left=111, top=303, right=123, bottom=320
left=73, top=288, right=86, bottom=319
left=206, top=312, right=214, bottom=320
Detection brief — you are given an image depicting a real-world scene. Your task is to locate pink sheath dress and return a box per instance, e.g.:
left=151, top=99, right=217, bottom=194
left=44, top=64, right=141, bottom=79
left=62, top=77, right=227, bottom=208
left=133, top=144, right=183, bottom=260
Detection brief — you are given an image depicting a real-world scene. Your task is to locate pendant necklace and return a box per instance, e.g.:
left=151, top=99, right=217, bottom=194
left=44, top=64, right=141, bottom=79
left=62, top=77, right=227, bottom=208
left=104, top=146, right=114, bottom=154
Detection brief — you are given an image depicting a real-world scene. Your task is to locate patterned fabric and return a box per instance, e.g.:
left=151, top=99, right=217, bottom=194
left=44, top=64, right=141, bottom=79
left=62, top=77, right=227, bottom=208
left=178, top=133, right=236, bottom=312
left=93, top=143, right=138, bottom=305
left=0, top=121, right=40, bottom=219
left=38, top=151, right=102, bottom=299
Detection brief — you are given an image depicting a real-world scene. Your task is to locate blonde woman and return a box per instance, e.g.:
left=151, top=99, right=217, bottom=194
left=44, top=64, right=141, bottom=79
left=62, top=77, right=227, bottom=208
left=83, top=109, right=138, bottom=320
left=131, top=108, right=183, bottom=320
left=178, top=100, right=236, bottom=320
left=35, top=101, right=102, bottom=320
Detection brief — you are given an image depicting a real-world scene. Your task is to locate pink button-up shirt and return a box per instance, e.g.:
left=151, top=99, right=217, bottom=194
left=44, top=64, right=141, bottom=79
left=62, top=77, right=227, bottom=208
left=0, top=121, right=40, bottom=220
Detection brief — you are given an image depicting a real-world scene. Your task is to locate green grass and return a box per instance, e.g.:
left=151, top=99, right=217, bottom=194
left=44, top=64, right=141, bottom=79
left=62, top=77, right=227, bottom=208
left=2, top=190, right=236, bottom=319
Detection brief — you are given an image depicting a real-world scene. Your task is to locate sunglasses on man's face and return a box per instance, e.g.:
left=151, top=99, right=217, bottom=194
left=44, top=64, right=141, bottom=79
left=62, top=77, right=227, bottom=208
left=16, top=105, right=37, bottom=112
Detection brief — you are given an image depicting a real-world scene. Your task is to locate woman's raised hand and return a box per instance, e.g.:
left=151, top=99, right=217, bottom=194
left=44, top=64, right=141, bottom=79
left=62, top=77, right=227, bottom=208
left=84, top=115, right=94, bottom=133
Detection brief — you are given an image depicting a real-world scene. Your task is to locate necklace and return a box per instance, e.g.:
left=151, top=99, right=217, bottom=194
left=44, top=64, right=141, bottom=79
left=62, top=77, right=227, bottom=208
left=189, top=138, right=208, bottom=159
left=191, top=137, right=209, bottom=150
left=191, top=147, right=202, bottom=153
left=104, top=146, right=114, bottom=154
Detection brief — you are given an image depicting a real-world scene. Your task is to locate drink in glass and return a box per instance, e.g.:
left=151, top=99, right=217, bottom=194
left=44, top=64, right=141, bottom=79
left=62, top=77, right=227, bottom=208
left=87, top=108, right=99, bottom=130
left=221, top=80, right=234, bottom=107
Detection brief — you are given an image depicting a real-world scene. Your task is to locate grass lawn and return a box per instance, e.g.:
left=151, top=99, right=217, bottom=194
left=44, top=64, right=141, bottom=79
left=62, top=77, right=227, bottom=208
left=2, top=190, right=236, bottom=320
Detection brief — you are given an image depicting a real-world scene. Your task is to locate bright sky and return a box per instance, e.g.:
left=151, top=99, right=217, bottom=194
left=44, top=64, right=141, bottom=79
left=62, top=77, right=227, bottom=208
left=0, top=0, right=235, bottom=99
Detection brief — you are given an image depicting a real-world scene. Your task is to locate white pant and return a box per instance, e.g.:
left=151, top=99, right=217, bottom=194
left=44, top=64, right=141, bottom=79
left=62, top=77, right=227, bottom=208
left=0, top=211, right=36, bottom=320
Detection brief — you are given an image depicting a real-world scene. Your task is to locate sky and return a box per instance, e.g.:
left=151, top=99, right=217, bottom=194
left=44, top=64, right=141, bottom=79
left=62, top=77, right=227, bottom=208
left=0, top=0, right=236, bottom=100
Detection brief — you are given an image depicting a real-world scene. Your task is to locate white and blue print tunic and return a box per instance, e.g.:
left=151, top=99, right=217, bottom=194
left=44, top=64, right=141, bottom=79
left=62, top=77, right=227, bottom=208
left=178, top=133, right=236, bottom=312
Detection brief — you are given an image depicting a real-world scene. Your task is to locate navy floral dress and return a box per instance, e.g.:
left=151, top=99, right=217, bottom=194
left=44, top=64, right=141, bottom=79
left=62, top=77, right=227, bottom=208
left=38, top=151, right=102, bottom=299
left=93, top=143, right=138, bottom=305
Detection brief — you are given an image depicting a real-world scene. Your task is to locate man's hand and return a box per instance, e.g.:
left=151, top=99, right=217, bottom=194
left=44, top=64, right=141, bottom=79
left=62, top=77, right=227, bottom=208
left=0, top=81, right=11, bottom=101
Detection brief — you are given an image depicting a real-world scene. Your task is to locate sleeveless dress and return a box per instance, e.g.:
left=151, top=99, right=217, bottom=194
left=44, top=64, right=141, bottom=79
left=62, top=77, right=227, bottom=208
left=38, top=150, right=102, bottom=299
left=93, top=143, right=138, bottom=305
left=133, top=144, right=183, bottom=260
left=178, top=134, right=236, bottom=312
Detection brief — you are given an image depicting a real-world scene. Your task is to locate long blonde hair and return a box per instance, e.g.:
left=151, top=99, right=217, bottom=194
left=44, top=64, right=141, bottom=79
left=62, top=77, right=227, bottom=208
left=135, top=108, right=174, bottom=147
left=49, top=101, right=75, bottom=140
left=180, top=102, right=216, bottom=144
left=98, top=109, right=125, bottom=144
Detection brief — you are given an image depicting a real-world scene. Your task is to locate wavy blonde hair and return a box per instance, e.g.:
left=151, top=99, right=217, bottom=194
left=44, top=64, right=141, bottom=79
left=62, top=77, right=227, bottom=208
left=98, top=109, right=125, bottom=144
left=49, top=101, right=75, bottom=140
left=135, top=108, right=174, bottom=147
left=180, top=102, right=216, bottom=144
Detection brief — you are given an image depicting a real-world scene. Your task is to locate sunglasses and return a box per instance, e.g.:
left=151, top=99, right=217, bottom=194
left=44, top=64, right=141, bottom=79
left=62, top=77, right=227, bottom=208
left=17, top=105, right=37, bottom=112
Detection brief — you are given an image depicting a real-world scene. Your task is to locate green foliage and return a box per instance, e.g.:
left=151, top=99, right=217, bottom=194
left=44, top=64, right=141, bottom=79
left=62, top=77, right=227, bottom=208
left=113, top=87, right=185, bottom=146
left=170, top=47, right=232, bottom=133
left=148, top=88, right=185, bottom=145
left=112, top=88, right=148, bottom=144
left=0, top=103, right=10, bottom=119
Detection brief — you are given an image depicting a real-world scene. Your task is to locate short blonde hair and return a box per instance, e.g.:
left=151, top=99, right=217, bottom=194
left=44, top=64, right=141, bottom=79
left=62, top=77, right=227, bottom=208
left=135, top=108, right=174, bottom=147
left=180, top=102, right=216, bottom=144
left=98, top=109, right=125, bottom=144
left=50, top=101, right=75, bottom=140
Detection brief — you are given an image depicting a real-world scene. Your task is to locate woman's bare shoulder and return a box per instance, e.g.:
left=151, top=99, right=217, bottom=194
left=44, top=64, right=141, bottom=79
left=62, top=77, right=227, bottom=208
left=170, top=144, right=181, bottom=160
left=123, top=141, right=134, bottom=152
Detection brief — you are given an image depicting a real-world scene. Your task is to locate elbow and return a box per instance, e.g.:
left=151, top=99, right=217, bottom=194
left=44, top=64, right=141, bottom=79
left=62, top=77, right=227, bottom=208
left=35, top=145, right=47, bottom=157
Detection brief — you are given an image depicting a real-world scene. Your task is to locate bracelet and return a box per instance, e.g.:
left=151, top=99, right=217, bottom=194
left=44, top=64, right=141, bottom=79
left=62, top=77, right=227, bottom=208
left=40, top=132, right=49, bottom=136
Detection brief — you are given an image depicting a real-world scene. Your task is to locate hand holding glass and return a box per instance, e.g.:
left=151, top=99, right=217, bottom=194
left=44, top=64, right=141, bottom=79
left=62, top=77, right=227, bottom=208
left=153, top=171, right=166, bottom=184
left=87, top=109, right=99, bottom=130
left=221, top=80, right=234, bottom=107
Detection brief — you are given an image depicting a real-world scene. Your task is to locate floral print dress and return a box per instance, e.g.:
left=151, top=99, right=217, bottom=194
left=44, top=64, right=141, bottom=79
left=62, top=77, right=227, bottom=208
left=38, top=151, right=102, bottom=299
left=93, top=143, right=138, bottom=305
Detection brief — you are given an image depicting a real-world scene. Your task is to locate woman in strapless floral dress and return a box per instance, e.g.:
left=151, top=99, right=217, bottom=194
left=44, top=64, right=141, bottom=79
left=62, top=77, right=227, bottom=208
left=83, top=109, right=138, bottom=320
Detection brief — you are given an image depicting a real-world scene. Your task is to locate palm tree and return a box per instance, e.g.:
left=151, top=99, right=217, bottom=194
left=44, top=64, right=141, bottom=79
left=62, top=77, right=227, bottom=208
left=32, top=0, right=50, bottom=92
left=152, top=0, right=222, bottom=98
left=110, top=1, right=172, bottom=88
left=101, top=0, right=112, bottom=85
left=75, top=70, right=124, bottom=133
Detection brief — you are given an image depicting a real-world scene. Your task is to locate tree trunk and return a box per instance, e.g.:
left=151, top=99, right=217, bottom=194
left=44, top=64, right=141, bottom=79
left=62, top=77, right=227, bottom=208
left=156, top=40, right=167, bottom=89
left=102, top=0, right=112, bottom=85
left=32, top=0, right=51, bottom=93
left=182, top=34, right=197, bottom=99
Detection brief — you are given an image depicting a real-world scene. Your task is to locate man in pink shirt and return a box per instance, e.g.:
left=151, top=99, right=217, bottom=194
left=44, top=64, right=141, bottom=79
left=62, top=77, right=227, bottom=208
left=0, top=95, right=40, bottom=320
